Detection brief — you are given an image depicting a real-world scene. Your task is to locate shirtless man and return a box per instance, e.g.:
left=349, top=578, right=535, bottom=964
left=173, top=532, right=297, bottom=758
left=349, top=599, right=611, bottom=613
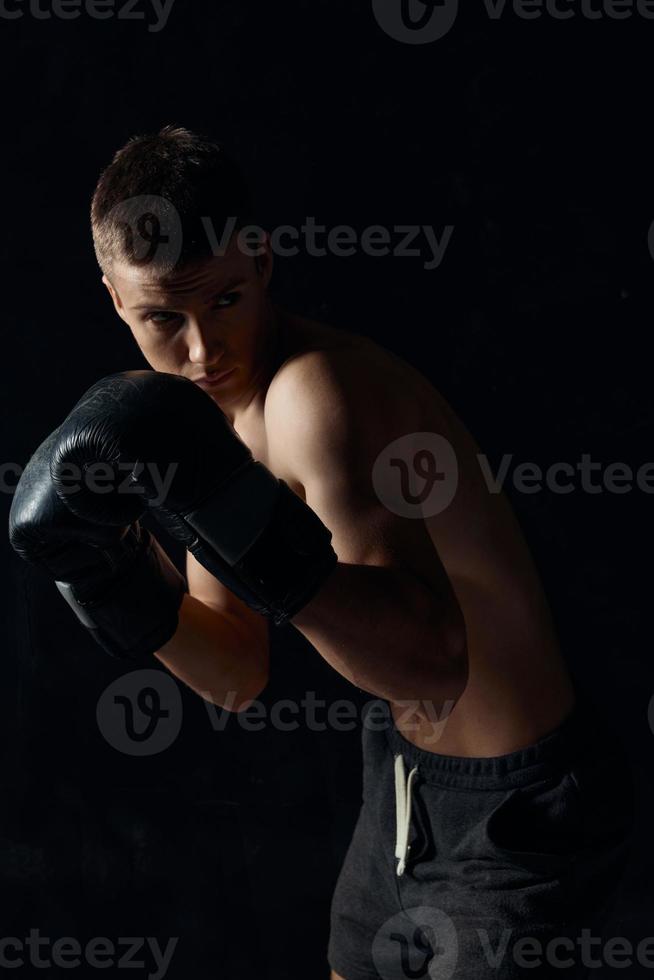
left=10, top=127, right=633, bottom=979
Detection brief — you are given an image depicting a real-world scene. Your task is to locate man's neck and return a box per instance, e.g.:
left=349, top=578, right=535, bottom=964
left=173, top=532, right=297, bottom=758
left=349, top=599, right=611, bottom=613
left=221, top=302, right=288, bottom=427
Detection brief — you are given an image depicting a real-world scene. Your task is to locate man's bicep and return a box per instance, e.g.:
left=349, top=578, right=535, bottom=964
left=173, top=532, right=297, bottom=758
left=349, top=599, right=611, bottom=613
left=303, top=471, right=456, bottom=600
left=266, top=347, right=457, bottom=595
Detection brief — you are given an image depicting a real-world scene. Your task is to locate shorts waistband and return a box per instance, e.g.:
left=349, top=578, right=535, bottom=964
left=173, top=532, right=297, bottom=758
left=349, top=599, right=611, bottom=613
left=371, top=696, right=616, bottom=791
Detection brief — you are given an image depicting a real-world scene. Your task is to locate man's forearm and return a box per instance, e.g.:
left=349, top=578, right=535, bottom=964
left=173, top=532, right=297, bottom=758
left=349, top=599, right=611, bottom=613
left=291, top=563, right=468, bottom=708
left=155, top=594, right=269, bottom=711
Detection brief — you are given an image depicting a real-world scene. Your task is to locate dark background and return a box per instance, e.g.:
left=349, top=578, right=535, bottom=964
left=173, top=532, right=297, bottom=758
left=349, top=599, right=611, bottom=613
left=1, top=1, right=653, bottom=976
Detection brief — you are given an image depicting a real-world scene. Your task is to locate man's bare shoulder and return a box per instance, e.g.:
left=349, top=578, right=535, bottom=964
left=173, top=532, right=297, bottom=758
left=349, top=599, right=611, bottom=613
left=264, top=314, right=439, bottom=443
left=259, top=317, right=463, bottom=507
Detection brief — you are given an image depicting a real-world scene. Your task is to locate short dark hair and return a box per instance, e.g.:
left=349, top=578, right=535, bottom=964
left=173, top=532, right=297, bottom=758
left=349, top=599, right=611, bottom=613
left=91, top=125, right=253, bottom=277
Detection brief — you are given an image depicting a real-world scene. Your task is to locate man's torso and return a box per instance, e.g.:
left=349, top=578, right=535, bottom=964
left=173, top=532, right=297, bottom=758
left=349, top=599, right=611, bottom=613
left=233, top=311, right=576, bottom=757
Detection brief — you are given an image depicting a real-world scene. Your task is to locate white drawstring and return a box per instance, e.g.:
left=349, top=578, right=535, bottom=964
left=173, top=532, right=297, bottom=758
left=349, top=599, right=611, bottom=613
left=394, top=754, right=419, bottom=877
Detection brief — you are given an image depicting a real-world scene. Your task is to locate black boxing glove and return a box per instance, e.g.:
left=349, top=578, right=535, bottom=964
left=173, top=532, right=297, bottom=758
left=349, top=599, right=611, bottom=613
left=49, top=371, right=337, bottom=626
left=9, top=425, right=186, bottom=660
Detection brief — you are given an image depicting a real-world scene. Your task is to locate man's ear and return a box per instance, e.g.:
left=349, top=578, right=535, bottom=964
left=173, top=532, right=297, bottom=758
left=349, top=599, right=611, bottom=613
left=102, top=274, right=130, bottom=325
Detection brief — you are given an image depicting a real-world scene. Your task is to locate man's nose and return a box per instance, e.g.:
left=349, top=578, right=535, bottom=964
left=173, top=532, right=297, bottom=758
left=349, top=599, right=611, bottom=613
left=186, top=318, right=225, bottom=364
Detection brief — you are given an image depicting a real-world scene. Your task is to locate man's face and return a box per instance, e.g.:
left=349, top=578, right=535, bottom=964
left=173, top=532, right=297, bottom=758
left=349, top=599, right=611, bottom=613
left=103, top=234, right=274, bottom=405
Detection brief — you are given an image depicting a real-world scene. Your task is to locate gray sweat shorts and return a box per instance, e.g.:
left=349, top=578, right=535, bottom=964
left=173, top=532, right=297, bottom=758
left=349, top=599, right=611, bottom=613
left=328, top=696, right=635, bottom=980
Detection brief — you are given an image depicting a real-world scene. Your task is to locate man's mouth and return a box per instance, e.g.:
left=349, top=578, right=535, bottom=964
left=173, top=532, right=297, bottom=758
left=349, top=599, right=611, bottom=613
left=194, top=368, right=236, bottom=389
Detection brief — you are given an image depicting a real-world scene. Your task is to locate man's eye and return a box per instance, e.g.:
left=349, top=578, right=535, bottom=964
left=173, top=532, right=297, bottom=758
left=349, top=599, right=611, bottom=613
left=146, top=311, right=180, bottom=325
left=216, top=291, right=241, bottom=309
